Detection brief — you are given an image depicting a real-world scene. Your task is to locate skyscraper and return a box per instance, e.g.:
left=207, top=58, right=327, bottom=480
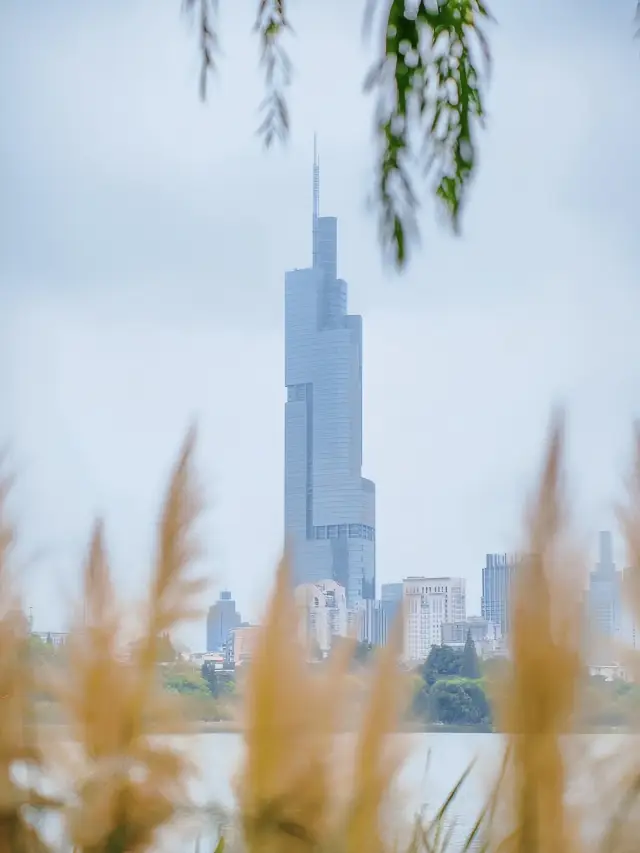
left=206, top=591, right=241, bottom=652
left=481, top=553, right=521, bottom=637
left=284, top=141, right=375, bottom=606
left=588, top=530, right=621, bottom=662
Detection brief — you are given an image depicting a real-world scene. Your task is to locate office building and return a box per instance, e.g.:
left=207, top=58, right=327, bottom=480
left=295, top=579, right=349, bottom=655
left=206, top=591, right=241, bottom=652
left=227, top=625, right=261, bottom=667
left=588, top=531, right=622, bottom=663
left=402, top=576, right=466, bottom=663
left=481, top=553, right=521, bottom=636
left=284, top=142, right=375, bottom=606
left=356, top=598, right=388, bottom=647
left=380, top=582, right=403, bottom=629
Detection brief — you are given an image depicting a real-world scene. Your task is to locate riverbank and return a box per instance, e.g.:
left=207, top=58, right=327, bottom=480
left=192, top=721, right=494, bottom=734
left=30, top=708, right=630, bottom=736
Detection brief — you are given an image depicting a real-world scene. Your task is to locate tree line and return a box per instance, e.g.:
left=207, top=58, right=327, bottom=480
left=411, top=633, right=492, bottom=727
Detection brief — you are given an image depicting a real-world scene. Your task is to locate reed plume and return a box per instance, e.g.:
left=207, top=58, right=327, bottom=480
left=237, top=553, right=410, bottom=853
left=7, top=410, right=640, bottom=853
left=237, top=556, right=348, bottom=853
left=0, top=469, right=54, bottom=853
left=342, top=614, right=409, bottom=853
left=59, top=429, right=207, bottom=853
left=604, top=421, right=640, bottom=853
left=489, top=410, right=584, bottom=853
left=618, top=422, right=640, bottom=649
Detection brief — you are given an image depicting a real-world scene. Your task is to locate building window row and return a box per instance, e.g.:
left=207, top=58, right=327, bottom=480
left=313, top=524, right=375, bottom=541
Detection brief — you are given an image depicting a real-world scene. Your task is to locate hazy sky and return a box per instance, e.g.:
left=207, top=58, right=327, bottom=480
left=1, top=0, right=639, bottom=646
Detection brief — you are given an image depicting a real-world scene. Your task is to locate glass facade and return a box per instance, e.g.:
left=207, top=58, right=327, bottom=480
left=284, top=160, right=375, bottom=607
left=588, top=531, right=621, bottom=647
left=206, top=590, right=241, bottom=652
left=481, top=553, right=520, bottom=637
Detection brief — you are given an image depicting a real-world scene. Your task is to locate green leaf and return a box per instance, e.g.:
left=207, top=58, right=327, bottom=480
left=365, top=0, right=493, bottom=268
left=183, top=0, right=220, bottom=101
left=253, top=0, right=293, bottom=147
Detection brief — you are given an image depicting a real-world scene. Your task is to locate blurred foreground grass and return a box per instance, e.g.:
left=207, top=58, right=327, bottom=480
left=3, top=414, right=640, bottom=853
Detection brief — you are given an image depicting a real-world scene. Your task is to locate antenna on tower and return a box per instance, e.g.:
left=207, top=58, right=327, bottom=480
left=312, top=133, right=320, bottom=268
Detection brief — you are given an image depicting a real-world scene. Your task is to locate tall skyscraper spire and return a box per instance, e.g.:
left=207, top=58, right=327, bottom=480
left=285, top=155, right=376, bottom=606
left=312, top=133, right=320, bottom=269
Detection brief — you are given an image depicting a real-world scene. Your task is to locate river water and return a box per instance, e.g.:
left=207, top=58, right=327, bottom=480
left=186, top=732, right=499, bottom=823
left=183, top=732, right=639, bottom=849
left=32, top=732, right=639, bottom=851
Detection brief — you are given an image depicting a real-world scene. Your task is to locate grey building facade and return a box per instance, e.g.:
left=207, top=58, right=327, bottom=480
left=481, top=553, right=520, bottom=637
left=284, top=147, right=375, bottom=606
left=380, top=582, right=403, bottom=629
left=588, top=531, right=621, bottom=660
left=357, top=599, right=388, bottom=647
left=206, top=591, right=241, bottom=652
left=441, top=617, right=493, bottom=646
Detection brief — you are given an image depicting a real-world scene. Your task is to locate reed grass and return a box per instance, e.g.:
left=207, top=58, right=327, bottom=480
left=2, top=419, right=640, bottom=853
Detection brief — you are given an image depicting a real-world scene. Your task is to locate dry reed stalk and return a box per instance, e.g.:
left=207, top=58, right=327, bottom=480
left=605, top=421, right=640, bottom=852
left=237, top=555, right=353, bottom=853
left=237, top=553, right=410, bottom=853
left=0, top=471, right=55, bottom=853
left=341, top=614, right=409, bottom=853
left=618, top=422, right=640, bottom=663
left=489, top=411, right=584, bottom=853
left=59, top=429, right=207, bottom=853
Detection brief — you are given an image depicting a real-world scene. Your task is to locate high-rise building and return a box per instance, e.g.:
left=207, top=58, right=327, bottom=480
left=380, top=582, right=403, bottom=629
left=206, top=591, right=241, bottom=652
left=356, top=598, right=388, bottom=647
left=588, top=531, right=622, bottom=663
left=402, top=576, right=466, bottom=663
left=284, top=141, right=375, bottom=607
left=295, top=579, right=349, bottom=655
left=481, top=553, right=521, bottom=637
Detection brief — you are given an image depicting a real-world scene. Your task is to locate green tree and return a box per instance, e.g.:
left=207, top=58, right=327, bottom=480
left=163, top=668, right=211, bottom=697
left=422, top=644, right=462, bottom=684
left=460, top=630, right=480, bottom=679
left=428, top=680, right=491, bottom=725
left=462, top=680, right=491, bottom=724
left=28, top=634, right=59, bottom=664
left=429, top=682, right=469, bottom=724
left=201, top=660, right=220, bottom=697
left=182, top=0, right=494, bottom=268
left=411, top=680, right=432, bottom=720
left=481, top=655, right=508, bottom=680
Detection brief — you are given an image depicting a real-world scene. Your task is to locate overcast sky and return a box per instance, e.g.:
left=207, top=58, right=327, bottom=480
left=1, top=0, right=639, bottom=646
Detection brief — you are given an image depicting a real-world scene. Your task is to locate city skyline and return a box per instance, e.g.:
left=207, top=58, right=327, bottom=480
left=284, top=144, right=375, bottom=606
left=2, top=0, right=639, bottom=649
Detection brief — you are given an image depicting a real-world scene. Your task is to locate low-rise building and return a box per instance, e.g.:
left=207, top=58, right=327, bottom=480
left=441, top=616, right=501, bottom=646
left=189, top=651, right=225, bottom=669
left=31, top=631, right=68, bottom=647
left=226, top=625, right=261, bottom=667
